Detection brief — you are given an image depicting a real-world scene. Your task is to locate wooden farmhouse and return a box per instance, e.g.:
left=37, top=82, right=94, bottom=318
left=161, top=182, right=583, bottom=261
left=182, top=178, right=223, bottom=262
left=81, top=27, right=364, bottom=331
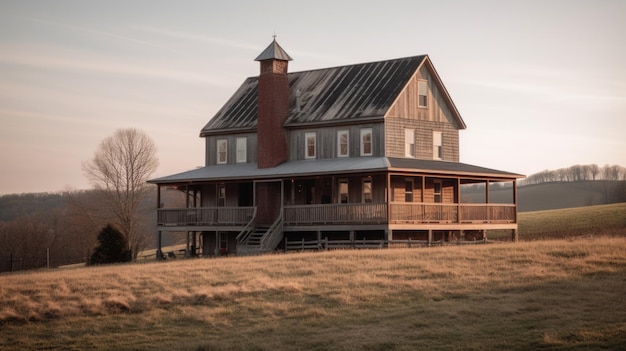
left=148, top=39, right=524, bottom=257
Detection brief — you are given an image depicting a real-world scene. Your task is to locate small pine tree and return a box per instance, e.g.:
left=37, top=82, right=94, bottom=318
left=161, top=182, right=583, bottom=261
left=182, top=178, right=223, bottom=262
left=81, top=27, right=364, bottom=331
left=90, top=224, right=131, bottom=265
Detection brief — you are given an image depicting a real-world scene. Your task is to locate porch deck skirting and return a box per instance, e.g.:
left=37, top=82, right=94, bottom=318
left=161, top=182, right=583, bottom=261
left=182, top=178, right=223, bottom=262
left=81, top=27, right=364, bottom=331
left=157, top=203, right=516, bottom=227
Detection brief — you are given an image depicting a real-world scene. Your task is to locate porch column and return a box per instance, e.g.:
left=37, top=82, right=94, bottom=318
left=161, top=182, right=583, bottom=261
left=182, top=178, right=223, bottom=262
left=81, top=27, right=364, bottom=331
left=427, top=229, right=433, bottom=247
left=156, top=231, right=163, bottom=260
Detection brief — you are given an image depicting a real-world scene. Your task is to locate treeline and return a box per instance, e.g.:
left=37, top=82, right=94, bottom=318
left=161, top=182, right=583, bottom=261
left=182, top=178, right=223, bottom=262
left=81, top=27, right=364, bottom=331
left=0, top=189, right=185, bottom=272
left=520, top=164, right=626, bottom=186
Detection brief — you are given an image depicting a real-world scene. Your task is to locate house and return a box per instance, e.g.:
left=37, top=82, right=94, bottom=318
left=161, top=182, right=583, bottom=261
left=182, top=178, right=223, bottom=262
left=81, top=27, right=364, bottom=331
left=148, top=39, right=524, bottom=257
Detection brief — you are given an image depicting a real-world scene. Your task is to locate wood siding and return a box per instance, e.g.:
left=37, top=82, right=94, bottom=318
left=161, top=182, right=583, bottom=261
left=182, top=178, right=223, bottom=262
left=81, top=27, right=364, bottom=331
left=384, top=65, right=460, bottom=161
left=288, top=123, right=385, bottom=160
left=205, top=133, right=257, bottom=166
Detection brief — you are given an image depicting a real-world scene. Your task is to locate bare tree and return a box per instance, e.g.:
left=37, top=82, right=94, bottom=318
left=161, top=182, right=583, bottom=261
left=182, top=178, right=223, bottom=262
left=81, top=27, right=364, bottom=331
left=82, top=128, right=158, bottom=259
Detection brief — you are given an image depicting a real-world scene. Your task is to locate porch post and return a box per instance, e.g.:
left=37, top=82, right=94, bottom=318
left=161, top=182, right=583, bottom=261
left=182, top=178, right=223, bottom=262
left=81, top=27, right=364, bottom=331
left=428, top=229, right=433, bottom=247
left=456, top=177, right=461, bottom=223
left=156, top=231, right=163, bottom=260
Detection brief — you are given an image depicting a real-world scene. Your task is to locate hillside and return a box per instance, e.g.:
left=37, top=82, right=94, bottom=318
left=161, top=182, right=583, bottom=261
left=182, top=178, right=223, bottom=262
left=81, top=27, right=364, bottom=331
left=1, top=238, right=624, bottom=350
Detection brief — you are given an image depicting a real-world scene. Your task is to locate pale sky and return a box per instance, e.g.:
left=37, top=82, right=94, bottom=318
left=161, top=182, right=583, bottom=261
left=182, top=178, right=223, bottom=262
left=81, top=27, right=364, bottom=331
left=1, top=0, right=624, bottom=195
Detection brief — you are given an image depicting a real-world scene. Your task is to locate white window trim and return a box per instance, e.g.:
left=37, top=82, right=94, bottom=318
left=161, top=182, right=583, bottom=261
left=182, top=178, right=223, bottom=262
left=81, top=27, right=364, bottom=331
left=217, top=139, right=227, bottom=164
left=433, top=180, right=442, bottom=203
left=418, top=79, right=428, bottom=108
left=360, top=128, right=373, bottom=156
left=405, top=128, right=415, bottom=158
left=433, top=131, right=442, bottom=160
left=405, top=178, right=414, bottom=202
left=337, top=130, right=349, bottom=158
left=305, top=132, right=316, bottom=159
left=236, top=137, right=246, bottom=163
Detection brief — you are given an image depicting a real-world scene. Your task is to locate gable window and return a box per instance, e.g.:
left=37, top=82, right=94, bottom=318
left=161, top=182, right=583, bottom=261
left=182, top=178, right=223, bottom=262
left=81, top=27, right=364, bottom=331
left=217, top=139, right=227, bottom=164
left=405, top=178, right=414, bottom=202
left=433, top=180, right=442, bottom=203
left=418, top=80, right=428, bottom=108
left=362, top=178, right=373, bottom=203
left=433, top=131, right=443, bottom=160
left=305, top=132, right=316, bottom=159
left=338, top=179, right=349, bottom=204
left=337, top=130, right=349, bottom=157
left=405, top=128, right=415, bottom=157
left=360, top=128, right=372, bottom=156
left=236, top=137, right=247, bottom=163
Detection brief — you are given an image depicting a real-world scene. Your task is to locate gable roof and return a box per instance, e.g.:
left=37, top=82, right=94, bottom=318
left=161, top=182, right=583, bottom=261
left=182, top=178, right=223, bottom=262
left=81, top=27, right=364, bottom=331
left=200, top=55, right=465, bottom=136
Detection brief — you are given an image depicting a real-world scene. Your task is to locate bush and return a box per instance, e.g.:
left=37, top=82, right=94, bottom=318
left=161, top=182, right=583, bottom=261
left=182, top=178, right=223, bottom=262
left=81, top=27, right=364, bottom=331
left=90, top=224, right=131, bottom=265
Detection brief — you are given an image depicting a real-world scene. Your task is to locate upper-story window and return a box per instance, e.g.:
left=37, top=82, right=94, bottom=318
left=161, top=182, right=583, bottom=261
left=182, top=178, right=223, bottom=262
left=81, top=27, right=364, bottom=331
left=337, top=130, right=349, bottom=157
left=360, top=128, right=372, bottom=156
left=236, top=137, right=247, bottom=163
left=405, top=128, right=415, bottom=157
left=217, top=139, right=227, bottom=164
left=305, top=132, right=316, bottom=159
left=418, top=80, right=428, bottom=108
left=433, top=131, right=443, bottom=160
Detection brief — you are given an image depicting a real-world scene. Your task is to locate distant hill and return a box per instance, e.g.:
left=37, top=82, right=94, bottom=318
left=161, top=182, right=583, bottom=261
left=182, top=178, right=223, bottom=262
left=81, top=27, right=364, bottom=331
left=515, top=181, right=624, bottom=212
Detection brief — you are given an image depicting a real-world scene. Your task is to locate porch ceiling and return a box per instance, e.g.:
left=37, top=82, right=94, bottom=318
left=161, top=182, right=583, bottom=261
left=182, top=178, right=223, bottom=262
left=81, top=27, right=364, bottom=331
left=148, top=157, right=523, bottom=185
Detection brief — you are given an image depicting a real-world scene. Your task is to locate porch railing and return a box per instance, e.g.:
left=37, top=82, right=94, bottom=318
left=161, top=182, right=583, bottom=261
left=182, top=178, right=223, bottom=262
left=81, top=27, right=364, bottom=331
left=157, top=207, right=255, bottom=226
left=284, top=203, right=387, bottom=225
left=158, top=203, right=516, bottom=227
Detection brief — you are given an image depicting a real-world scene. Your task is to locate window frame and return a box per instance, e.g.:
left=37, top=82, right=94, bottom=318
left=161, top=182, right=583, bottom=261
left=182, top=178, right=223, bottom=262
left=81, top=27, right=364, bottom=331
left=236, top=137, right=247, bottom=163
left=362, top=178, right=373, bottom=203
left=305, top=132, right=316, bottom=159
left=433, top=131, right=443, bottom=160
left=418, top=79, right=428, bottom=108
left=360, top=128, right=373, bottom=156
left=338, top=179, right=349, bottom=204
left=217, top=139, right=228, bottom=164
left=433, top=180, right=442, bottom=203
left=405, top=178, right=414, bottom=202
left=217, top=183, right=226, bottom=207
left=405, top=128, right=415, bottom=158
left=337, top=130, right=349, bottom=158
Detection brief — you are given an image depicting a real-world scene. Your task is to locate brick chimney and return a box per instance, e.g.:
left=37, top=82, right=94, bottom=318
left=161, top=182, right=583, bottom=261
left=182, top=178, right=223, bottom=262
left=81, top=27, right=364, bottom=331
left=255, top=39, right=292, bottom=169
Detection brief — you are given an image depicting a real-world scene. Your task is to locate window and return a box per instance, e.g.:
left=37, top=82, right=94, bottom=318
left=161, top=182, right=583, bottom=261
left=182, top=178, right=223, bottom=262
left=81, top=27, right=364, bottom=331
left=360, top=128, right=372, bottom=156
left=305, top=132, right=316, bottom=159
left=362, top=178, right=373, bottom=203
left=217, top=139, right=227, bottom=164
left=418, top=80, right=428, bottom=108
left=405, top=128, right=415, bottom=157
left=339, top=179, right=349, bottom=204
left=217, top=184, right=225, bottom=207
left=236, top=137, right=246, bottom=163
left=433, top=131, right=443, bottom=160
left=337, top=130, right=349, bottom=157
left=405, top=179, right=413, bottom=202
left=433, top=180, right=442, bottom=203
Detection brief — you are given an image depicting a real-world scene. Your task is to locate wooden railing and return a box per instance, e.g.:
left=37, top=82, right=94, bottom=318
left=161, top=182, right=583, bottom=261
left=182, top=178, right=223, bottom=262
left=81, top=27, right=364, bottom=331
left=158, top=203, right=516, bottom=227
left=284, top=203, right=387, bottom=225
left=157, top=207, right=255, bottom=226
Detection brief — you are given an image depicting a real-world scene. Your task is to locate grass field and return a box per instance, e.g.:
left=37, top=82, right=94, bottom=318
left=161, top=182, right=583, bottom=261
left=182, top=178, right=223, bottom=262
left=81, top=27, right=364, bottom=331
left=1, top=204, right=625, bottom=350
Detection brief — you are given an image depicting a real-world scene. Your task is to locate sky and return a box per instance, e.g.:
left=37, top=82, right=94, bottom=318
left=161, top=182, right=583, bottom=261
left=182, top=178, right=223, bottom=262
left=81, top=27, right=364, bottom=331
left=0, top=0, right=624, bottom=195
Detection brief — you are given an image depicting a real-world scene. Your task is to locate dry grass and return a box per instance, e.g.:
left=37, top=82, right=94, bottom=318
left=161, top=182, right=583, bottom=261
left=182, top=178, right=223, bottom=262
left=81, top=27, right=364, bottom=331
left=1, top=236, right=625, bottom=350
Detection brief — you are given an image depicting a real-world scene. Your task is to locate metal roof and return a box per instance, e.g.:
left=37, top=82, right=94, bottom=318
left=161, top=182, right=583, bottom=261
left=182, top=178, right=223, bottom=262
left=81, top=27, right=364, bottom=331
left=254, top=39, right=293, bottom=61
left=200, top=55, right=467, bottom=136
left=148, top=157, right=522, bottom=184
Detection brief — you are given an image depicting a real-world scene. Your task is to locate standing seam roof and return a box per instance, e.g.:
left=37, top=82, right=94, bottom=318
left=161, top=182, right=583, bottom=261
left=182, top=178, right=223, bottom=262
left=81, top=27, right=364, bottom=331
left=200, top=56, right=428, bottom=135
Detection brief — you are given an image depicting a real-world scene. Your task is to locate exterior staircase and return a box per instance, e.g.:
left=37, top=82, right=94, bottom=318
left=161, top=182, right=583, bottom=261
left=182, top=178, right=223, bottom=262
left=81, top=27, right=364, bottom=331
left=236, top=211, right=284, bottom=256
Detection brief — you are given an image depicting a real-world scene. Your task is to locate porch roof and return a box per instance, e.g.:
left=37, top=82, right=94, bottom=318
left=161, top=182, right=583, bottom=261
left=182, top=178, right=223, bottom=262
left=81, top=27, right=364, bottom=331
left=149, top=157, right=523, bottom=185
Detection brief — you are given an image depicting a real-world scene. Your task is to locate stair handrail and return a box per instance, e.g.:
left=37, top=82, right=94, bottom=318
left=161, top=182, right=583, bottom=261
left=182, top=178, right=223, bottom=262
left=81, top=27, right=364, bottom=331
left=259, top=208, right=283, bottom=252
left=236, top=207, right=257, bottom=244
